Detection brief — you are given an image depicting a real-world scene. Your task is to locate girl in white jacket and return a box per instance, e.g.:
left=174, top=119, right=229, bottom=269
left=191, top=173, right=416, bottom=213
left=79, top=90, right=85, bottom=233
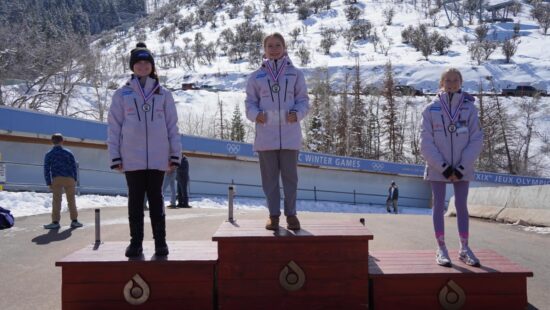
left=420, top=68, right=483, bottom=267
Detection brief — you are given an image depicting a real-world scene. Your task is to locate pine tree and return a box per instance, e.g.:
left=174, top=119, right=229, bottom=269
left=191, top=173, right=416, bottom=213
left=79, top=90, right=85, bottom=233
left=230, top=104, right=245, bottom=142
left=381, top=61, right=401, bottom=162
left=335, top=73, right=350, bottom=156
left=306, top=94, right=324, bottom=152
left=349, top=60, right=366, bottom=157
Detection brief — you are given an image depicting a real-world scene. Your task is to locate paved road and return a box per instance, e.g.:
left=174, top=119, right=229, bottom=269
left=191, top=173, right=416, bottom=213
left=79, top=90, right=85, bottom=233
left=1, top=206, right=548, bottom=309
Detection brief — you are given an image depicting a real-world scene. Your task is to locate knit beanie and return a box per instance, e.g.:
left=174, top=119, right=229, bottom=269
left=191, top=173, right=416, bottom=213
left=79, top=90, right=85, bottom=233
left=129, top=42, right=155, bottom=71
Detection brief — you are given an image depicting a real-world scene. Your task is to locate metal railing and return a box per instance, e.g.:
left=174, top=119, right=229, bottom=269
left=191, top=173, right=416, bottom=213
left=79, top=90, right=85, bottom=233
left=1, top=160, right=432, bottom=209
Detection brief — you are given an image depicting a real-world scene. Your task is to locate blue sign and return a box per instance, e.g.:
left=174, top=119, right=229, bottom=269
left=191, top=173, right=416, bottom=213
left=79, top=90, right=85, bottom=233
left=1, top=106, right=549, bottom=186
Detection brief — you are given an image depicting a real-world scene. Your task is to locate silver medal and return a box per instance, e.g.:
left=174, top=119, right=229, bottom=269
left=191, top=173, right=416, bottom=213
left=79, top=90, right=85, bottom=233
left=271, top=84, right=280, bottom=93
left=448, top=123, right=456, bottom=133
left=142, top=103, right=151, bottom=112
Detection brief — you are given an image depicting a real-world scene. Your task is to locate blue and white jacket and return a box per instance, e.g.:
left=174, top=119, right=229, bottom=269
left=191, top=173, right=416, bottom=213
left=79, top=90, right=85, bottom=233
left=43, top=146, right=77, bottom=185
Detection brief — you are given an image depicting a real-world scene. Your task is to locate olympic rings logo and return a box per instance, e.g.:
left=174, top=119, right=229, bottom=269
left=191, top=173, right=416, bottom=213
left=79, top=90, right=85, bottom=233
left=227, top=143, right=241, bottom=154
left=371, top=162, right=384, bottom=171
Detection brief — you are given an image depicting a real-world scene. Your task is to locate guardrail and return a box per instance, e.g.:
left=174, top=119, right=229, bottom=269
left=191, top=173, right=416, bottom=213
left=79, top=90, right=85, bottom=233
left=1, top=160, right=431, bottom=209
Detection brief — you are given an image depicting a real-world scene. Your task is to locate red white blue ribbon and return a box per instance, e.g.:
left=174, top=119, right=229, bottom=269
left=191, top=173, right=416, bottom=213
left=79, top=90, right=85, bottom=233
left=264, top=56, right=287, bottom=83
left=440, top=92, right=465, bottom=124
left=135, top=77, right=160, bottom=103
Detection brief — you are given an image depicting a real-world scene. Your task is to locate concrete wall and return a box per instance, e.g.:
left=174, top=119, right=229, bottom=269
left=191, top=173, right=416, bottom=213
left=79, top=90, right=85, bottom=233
left=447, top=185, right=550, bottom=227
left=0, top=139, right=432, bottom=209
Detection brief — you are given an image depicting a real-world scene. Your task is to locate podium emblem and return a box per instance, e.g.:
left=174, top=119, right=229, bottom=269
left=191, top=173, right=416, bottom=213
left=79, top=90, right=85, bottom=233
left=279, top=260, right=306, bottom=291
left=123, top=274, right=150, bottom=305
left=439, top=280, right=466, bottom=309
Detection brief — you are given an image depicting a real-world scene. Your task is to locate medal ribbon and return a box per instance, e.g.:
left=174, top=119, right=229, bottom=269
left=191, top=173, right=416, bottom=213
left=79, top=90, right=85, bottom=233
left=264, top=56, right=287, bottom=84
left=135, top=78, right=160, bottom=104
left=440, top=92, right=464, bottom=124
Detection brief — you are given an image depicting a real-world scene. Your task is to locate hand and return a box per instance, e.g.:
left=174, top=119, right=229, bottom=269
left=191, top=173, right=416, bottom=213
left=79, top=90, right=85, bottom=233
left=114, top=164, right=123, bottom=172
left=442, top=165, right=454, bottom=179
left=287, top=111, right=297, bottom=123
left=168, top=164, right=177, bottom=172
left=256, top=112, right=266, bottom=124
left=448, top=174, right=458, bottom=182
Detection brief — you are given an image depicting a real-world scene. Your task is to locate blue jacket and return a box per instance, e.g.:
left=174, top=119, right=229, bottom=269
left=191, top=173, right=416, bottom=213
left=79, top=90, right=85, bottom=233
left=43, top=145, right=77, bottom=185
left=107, top=76, right=181, bottom=171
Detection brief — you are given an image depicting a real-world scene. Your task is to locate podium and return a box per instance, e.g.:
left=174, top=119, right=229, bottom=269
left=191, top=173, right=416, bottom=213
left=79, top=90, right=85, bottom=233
left=56, top=220, right=534, bottom=309
left=55, top=241, right=217, bottom=309
left=369, top=250, right=533, bottom=309
left=213, top=220, right=374, bottom=309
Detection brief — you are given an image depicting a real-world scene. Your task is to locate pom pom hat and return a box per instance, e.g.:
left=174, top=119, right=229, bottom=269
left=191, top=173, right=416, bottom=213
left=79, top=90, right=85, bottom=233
left=129, top=42, right=155, bottom=71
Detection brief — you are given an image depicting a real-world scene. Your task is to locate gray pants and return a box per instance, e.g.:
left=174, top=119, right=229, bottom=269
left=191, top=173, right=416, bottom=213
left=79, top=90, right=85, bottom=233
left=258, top=150, right=299, bottom=217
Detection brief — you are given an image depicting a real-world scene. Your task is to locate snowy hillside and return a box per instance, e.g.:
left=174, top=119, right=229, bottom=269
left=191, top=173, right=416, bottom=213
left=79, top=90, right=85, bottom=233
left=3, top=0, right=549, bottom=176
left=99, top=0, right=549, bottom=92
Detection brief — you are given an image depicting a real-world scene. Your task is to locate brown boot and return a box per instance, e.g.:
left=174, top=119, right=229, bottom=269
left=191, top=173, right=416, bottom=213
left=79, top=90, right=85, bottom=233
left=265, top=216, right=280, bottom=230
left=286, top=215, right=301, bottom=230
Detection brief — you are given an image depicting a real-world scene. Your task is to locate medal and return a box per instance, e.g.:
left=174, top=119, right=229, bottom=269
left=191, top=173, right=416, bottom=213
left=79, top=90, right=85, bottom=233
left=264, top=56, right=287, bottom=91
left=135, top=77, right=160, bottom=112
left=439, top=92, right=465, bottom=131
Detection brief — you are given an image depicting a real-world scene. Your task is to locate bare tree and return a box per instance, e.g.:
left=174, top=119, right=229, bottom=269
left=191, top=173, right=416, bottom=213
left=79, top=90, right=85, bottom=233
left=502, top=37, right=520, bottom=63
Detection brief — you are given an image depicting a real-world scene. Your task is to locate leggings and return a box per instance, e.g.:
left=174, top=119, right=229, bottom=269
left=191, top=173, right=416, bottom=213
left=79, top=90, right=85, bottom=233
left=431, top=181, right=470, bottom=239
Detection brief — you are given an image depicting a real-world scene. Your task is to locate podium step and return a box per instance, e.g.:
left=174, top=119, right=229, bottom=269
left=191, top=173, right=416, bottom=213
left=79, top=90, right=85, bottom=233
left=213, top=219, right=373, bottom=310
left=369, top=249, right=533, bottom=310
left=56, top=241, right=217, bottom=309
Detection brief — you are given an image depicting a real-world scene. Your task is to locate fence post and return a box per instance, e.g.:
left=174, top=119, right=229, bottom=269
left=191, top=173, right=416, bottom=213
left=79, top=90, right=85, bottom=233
left=94, top=209, right=102, bottom=249
left=314, top=186, right=317, bottom=201
left=228, top=185, right=235, bottom=222
left=353, top=190, right=356, bottom=205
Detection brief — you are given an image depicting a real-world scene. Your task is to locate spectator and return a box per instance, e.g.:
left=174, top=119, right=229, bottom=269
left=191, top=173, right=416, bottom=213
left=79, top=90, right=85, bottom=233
left=386, top=181, right=399, bottom=214
left=176, top=155, right=191, bottom=208
left=43, top=133, right=83, bottom=229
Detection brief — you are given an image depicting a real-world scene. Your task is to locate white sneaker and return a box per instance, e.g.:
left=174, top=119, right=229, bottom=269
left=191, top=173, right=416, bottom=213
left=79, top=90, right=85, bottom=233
left=436, top=248, right=452, bottom=267
left=459, top=247, right=481, bottom=267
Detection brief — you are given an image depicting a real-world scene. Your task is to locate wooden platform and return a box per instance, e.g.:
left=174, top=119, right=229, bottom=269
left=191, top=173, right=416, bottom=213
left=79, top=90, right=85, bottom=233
left=369, top=250, right=533, bottom=310
left=55, top=241, right=217, bottom=310
left=212, top=219, right=373, bottom=309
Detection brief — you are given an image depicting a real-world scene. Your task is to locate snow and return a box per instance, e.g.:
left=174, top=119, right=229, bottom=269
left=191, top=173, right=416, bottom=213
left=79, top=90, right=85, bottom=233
left=2, top=190, right=548, bottom=235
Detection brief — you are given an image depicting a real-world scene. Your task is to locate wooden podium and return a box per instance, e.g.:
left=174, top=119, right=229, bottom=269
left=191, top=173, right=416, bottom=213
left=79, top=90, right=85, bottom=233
left=369, top=250, right=533, bottom=309
left=55, top=241, right=217, bottom=309
left=56, top=220, right=534, bottom=309
left=212, top=220, right=374, bottom=309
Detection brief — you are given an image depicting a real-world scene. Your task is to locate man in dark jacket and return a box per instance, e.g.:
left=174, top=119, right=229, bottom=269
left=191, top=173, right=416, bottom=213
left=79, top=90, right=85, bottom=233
left=386, top=181, right=399, bottom=214
left=43, top=133, right=83, bottom=229
left=176, top=155, right=191, bottom=208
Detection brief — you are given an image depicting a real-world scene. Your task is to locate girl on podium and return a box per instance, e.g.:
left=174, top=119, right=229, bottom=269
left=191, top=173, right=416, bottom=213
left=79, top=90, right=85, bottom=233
left=245, top=33, right=310, bottom=231
left=420, top=68, right=483, bottom=267
left=107, top=43, right=181, bottom=257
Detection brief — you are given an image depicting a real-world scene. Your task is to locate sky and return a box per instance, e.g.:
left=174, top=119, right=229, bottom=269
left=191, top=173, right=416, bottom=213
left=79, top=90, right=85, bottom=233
left=1, top=190, right=549, bottom=235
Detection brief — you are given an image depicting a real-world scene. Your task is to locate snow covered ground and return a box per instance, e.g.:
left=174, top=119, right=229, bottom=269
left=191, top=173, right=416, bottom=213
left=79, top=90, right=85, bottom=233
left=2, top=190, right=548, bottom=235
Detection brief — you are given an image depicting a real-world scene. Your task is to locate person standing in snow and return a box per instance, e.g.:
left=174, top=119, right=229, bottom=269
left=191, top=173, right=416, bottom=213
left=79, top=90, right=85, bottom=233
left=43, top=133, right=83, bottom=229
left=245, top=33, right=310, bottom=231
left=107, top=42, right=181, bottom=257
left=420, top=68, right=483, bottom=268
left=386, top=181, right=399, bottom=214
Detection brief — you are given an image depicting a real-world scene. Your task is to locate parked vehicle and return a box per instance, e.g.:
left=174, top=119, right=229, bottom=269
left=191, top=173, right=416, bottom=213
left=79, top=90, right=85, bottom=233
left=394, top=85, right=423, bottom=96
left=501, top=86, right=547, bottom=97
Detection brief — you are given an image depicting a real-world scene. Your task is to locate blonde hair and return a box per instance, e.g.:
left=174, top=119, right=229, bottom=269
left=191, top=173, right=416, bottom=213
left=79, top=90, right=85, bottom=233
left=263, top=32, right=286, bottom=49
left=439, top=68, right=463, bottom=90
